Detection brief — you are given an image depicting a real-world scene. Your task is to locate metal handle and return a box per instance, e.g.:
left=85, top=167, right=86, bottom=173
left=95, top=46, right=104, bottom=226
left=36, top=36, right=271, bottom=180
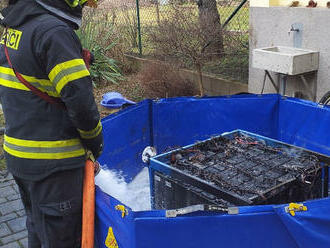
left=165, top=204, right=228, bottom=218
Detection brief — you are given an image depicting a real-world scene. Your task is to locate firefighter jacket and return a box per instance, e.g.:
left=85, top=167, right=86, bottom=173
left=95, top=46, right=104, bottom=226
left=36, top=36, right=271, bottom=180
left=0, top=1, right=103, bottom=180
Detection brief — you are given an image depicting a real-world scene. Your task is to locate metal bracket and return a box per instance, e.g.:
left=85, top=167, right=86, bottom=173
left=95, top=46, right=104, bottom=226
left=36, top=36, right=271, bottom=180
left=115, top=205, right=129, bottom=218
left=285, top=203, right=308, bottom=216
left=228, top=207, right=239, bottom=215
left=261, top=70, right=279, bottom=94
left=166, top=204, right=227, bottom=218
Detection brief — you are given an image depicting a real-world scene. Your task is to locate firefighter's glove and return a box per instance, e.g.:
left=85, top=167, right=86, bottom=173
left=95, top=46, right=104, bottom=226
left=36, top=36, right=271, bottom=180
left=86, top=151, right=101, bottom=176
left=82, top=134, right=104, bottom=160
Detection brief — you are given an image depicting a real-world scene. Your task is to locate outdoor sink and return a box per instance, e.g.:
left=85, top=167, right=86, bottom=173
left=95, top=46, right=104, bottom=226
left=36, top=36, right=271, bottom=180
left=252, top=46, right=319, bottom=75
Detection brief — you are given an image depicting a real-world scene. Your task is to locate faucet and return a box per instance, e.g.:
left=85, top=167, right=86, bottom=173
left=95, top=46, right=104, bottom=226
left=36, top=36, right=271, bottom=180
left=288, top=25, right=300, bottom=34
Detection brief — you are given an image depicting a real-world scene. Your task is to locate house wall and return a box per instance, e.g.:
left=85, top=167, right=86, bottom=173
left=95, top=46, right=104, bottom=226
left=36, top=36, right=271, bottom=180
left=249, top=6, right=330, bottom=101
left=250, top=0, right=329, bottom=7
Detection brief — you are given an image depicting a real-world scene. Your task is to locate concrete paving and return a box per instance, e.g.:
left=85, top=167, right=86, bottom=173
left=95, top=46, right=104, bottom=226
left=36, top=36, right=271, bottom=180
left=0, top=173, right=27, bottom=248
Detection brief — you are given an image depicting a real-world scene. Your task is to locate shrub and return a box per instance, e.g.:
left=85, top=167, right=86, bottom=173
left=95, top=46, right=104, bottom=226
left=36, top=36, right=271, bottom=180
left=146, top=4, right=224, bottom=96
left=138, top=62, right=198, bottom=98
left=77, top=8, right=124, bottom=87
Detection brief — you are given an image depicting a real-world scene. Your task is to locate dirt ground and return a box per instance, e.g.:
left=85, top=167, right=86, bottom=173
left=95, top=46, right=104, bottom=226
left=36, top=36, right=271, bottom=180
left=93, top=73, right=145, bottom=118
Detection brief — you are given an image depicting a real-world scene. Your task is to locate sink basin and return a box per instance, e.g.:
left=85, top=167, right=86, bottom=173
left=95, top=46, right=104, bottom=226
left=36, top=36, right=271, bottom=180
left=252, top=46, right=319, bottom=75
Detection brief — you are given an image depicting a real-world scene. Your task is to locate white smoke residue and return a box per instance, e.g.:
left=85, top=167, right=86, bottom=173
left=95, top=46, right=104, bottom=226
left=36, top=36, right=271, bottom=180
left=95, top=166, right=151, bottom=211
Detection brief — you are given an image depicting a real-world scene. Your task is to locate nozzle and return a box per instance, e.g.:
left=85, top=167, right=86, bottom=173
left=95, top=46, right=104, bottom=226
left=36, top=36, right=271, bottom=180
left=94, top=161, right=101, bottom=176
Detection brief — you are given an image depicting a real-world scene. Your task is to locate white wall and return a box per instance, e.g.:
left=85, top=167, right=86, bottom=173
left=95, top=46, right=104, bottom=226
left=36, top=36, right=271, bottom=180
left=250, top=0, right=329, bottom=7
left=249, top=7, right=330, bottom=101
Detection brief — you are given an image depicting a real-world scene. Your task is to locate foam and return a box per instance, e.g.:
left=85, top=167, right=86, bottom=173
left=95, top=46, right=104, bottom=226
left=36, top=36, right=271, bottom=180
left=95, top=166, right=151, bottom=211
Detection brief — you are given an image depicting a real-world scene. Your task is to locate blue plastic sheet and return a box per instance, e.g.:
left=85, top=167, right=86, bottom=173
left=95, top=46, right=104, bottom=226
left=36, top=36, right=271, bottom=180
left=152, top=94, right=279, bottom=154
left=274, top=198, right=330, bottom=248
left=278, top=98, right=330, bottom=156
left=98, top=100, right=152, bottom=181
left=96, top=94, right=330, bottom=248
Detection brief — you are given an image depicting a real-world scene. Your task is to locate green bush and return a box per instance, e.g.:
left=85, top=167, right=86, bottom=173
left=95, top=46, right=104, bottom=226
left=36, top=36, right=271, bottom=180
left=76, top=10, right=123, bottom=87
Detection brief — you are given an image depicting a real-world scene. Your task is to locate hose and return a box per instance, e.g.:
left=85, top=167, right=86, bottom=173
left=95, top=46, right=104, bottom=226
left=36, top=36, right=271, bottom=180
left=81, top=159, right=95, bottom=248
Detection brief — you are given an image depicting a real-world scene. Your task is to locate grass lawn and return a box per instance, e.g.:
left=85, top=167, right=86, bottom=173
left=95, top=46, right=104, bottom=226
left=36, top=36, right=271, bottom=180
left=112, top=5, right=249, bottom=32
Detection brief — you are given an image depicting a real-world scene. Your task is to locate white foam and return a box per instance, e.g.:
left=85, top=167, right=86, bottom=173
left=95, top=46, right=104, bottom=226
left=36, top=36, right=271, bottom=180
left=95, top=166, right=151, bottom=211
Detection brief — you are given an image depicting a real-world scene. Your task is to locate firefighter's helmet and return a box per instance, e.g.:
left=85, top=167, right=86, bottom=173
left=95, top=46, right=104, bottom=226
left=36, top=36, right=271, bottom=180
left=64, top=0, right=98, bottom=8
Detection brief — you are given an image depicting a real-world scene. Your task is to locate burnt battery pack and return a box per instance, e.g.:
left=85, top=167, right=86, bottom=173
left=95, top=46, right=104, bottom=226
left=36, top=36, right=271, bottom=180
left=149, top=130, right=329, bottom=210
left=153, top=171, right=232, bottom=209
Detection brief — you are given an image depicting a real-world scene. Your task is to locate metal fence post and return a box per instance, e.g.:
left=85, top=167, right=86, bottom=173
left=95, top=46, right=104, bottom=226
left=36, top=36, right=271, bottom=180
left=222, top=0, right=248, bottom=28
left=136, top=0, right=143, bottom=56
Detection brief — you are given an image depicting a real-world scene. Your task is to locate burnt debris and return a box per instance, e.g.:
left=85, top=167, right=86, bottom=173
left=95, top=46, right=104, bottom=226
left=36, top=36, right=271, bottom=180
left=156, top=132, right=324, bottom=208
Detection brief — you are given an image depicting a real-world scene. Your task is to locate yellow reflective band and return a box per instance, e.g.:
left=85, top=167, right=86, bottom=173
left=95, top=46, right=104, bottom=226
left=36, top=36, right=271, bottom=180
left=48, top=59, right=90, bottom=94
left=4, top=135, right=85, bottom=159
left=4, top=145, right=85, bottom=159
left=78, top=121, right=102, bottom=139
left=4, top=135, right=82, bottom=147
left=0, top=66, right=59, bottom=97
left=0, top=72, right=29, bottom=91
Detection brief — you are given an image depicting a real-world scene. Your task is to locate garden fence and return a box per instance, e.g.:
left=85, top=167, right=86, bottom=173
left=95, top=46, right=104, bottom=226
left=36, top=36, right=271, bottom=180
left=99, top=0, right=249, bottom=83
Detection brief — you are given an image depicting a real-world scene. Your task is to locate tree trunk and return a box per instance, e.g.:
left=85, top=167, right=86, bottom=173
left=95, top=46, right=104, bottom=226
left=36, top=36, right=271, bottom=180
left=196, top=63, right=205, bottom=96
left=155, top=1, right=160, bottom=25
left=197, top=0, right=224, bottom=56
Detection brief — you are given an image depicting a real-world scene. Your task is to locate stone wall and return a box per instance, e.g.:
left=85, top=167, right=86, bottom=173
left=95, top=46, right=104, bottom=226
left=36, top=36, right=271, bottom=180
left=126, top=54, right=248, bottom=96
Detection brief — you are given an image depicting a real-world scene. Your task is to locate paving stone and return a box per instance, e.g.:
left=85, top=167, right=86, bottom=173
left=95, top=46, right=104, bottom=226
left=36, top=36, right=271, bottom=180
left=0, top=213, right=17, bottom=224
left=16, top=211, right=25, bottom=217
left=7, top=217, right=26, bottom=233
left=19, top=238, right=28, bottom=248
left=0, top=223, right=11, bottom=238
left=6, top=174, right=13, bottom=180
left=0, top=241, right=21, bottom=248
left=0, top=176, right=14, bottom=185
left=0, top=200, right=24, bottom=216
left=0, top=182, right=14, bottom=189
left=0, top=177, right=28, bottom=247
left=6, top=194, right=20, bottom=201
left=0, top=186, right=17, bottom=199
left=0, top=230, right=27, bottom=245
left=12, top=185, right=19, bottom=194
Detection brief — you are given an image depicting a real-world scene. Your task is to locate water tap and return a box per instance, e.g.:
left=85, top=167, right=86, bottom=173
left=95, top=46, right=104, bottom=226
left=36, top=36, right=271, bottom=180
left=288, top=25, right=300, bottom=35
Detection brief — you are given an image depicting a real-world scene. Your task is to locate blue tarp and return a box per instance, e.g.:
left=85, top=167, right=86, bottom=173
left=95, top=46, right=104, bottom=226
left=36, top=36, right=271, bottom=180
left=95, top=94, right=330, bottom=248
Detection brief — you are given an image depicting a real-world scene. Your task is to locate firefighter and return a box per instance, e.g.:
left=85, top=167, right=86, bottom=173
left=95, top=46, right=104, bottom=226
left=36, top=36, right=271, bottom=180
left=0, top=0, right=102, bottom=247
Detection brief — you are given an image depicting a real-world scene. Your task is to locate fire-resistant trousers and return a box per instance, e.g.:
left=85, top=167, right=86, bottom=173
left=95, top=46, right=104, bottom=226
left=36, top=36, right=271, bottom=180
left=13, top=167, right=84, bottom=248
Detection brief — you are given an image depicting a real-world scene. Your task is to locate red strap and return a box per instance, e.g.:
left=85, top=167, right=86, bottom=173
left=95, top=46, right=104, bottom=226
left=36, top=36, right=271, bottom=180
left=3, top=29, right=66, bottom=109
left=82, top=49, right=92, bottom=70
